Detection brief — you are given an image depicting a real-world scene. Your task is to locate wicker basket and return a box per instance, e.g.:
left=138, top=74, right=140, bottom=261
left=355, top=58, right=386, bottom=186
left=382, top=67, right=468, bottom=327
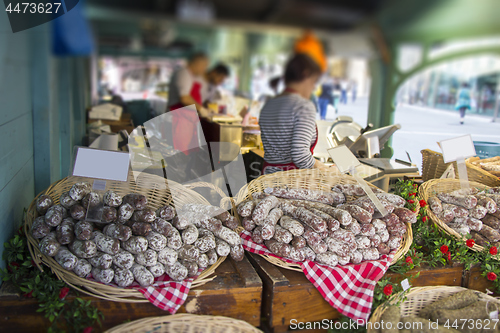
left=105, top=314, right=262, bottom=333
left=368, top=286, right=500, bottom=333
left=234, top=169, right=413, bottom=271
left=421, top=149, right=500, bottom=187
left=25, top=173, right=230, bottom=303
left=418, top=178, right=491, bottom=252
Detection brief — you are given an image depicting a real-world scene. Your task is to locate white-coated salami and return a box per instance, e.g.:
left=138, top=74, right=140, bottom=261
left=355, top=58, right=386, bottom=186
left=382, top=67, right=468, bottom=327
left=156, top=247, right=177, bottom=267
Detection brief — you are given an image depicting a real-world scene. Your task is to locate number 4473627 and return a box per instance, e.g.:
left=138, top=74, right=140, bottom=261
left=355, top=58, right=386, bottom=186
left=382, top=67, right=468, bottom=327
left=5, top=3, right=62, bottom=14
left=444, top=319, right=498, bottom=330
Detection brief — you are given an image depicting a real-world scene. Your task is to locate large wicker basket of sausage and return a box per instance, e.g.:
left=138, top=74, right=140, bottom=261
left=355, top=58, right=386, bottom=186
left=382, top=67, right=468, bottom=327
left=234, top=169, right=414, bottom=271
left=25, top=172, right=243, bottom=302
left=419, top=179, right=500, bottom=252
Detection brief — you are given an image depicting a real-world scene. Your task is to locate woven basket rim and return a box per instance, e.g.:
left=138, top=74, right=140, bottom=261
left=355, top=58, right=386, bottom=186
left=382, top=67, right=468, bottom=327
left=25, top=173, right=231, bottom=302
left=421, top=148, right=500, bottom=186
left=104, top=313, right=263, bottom=333
left=234, top=169, right=413, bottom=271
left=418, top=178, right=492, bottom=253
left=367, top=285, right=500, bottom=333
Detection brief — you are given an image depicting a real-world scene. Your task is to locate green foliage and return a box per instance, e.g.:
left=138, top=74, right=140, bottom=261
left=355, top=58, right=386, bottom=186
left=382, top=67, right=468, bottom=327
left=1, top=225, right=103, bottom=333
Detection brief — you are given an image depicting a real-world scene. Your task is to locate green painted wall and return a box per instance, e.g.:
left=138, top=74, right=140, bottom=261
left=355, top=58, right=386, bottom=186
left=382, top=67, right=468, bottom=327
left=0, top=14, right=89, bottom=268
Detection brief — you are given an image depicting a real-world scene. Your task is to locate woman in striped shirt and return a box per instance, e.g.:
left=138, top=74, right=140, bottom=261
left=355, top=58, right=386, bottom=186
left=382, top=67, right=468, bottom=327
left=260, top=54, right=329, bottom=174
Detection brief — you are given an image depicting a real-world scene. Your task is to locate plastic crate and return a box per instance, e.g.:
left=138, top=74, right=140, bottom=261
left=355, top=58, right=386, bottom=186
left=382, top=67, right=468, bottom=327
left=473, top=141, right=500, bottom=159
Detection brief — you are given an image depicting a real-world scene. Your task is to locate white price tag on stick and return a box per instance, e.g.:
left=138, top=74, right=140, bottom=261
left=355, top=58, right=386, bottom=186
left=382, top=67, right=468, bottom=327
left=72, top=147, right=130, bottom=181
left=328, top=146, right=388, bottom=217
left=401, top=278, right=410, bottom=291
left=438, top=135, right=476, bottom=190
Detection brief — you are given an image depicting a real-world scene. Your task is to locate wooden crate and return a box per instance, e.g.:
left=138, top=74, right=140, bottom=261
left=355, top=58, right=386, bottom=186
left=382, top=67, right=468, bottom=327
left=463, top=264, right=498, bottom=296
left=0, top=255, right=262, bottom=333
left=385, top=263, right=465, bottom=287
left=248, top=253, right=341, bottom=333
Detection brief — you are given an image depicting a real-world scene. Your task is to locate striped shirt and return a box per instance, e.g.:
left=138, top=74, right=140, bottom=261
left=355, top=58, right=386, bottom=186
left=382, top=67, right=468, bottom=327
left=259, top=94, right=317, bottom=174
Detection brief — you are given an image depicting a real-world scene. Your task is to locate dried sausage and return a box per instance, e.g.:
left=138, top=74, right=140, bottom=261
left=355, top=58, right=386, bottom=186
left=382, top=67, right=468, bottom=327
left=291, top=236, right=306, bottom=249
left=92, top=267, right=114, bottom=284
left=55, top=247, right=78, bottom=271
left=56, top=217, right=75, bottom=245
left=131, top=264, right=154, bottom=287
left=89, top=252, right=113, bottom=269
left=237, top=200, right=256, bottom=217
left=36, top=194, right=53, bottom=214
left=103, top=223, right=132, bottom=242
left=182, top=225, right=199, bottom=245
left=92, top=231, right=120, bottom=255
left=165, top=261, right=188, bottom=281
left=103, top=191, right=122, bottom=207
left=428, top=197, right=443, bottom=214
left=113, top=250, right=135, bottom=270
left=252, top=195, right=280, bottom=224
left=264, top=187, right=345, bottom=205
left=31, top=216, right=51, bottom=239
left=315, top=252, right=338, bottom=267
left=74, top=258, right=92, bottom=278
left=438, top=193, right=477, bottom=209
left=114, top=268, right=134, bottom=287
left=122, top=236, right=148, bottom=254
left=279, top=216, right=304, bottom=236
left=74, top=221, right=93, bottom=241
left=69, top=239, right=97, bottom=259
left=69, top=182, right=91, bottom=201
left=393, top=207, right=417, bottom=224
left=122, top=194, right=148, bottom=211
left=146, top=232, right=167, bottom=251
left=135, top=249, right=158, bottom=266
left=156, top=205, right=176, bottom=220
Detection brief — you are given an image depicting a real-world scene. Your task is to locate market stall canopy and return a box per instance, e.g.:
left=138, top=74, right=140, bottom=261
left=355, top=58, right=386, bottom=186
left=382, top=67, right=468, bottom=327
left=86, top=0, right=386, bottom=32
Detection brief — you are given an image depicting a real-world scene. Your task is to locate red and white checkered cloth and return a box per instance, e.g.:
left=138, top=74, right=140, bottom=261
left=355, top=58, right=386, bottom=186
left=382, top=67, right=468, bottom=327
left=88, top=272, right=195, bottom=314
left=136, top=275, right=193, bottom=313
left=240, top=230, right=395, bottom=324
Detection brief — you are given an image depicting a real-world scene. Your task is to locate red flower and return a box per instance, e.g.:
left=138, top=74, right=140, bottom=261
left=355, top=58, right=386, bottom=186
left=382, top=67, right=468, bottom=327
left=83, top=327, right=93, bottom=333
left=419, top=200, right=427, bottom=207
left=409, top=193, right=416, bottom=197
left=487, top=272, right=497, bottom=281
left=490, top=247, right=498, bottom=256
left=407, top=199, right=415, bottom=204
left=405, top=256, right=413, bottom=265
left=446, top=252, right=451, bottom=261
left=58, top=287, right=70, bottom=300
left=440, top=245, right=449, bottom=254
left=466, top=239, right=475, bottom=248
left=413, top=184, right=418, bottom=188
left=24, top=290, right=33, bottom=298
left=383, top=284, right=393, bottom=296
left=422, top=216, right=429, bottom=222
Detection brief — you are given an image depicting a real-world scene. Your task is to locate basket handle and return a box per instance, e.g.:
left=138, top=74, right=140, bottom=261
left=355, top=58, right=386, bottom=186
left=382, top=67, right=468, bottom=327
left=183, top=181, right=235, bottom=211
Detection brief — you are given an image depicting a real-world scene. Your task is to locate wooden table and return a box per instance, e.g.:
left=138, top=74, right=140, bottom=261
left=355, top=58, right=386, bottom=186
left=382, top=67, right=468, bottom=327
left=0, top=255, right=262, bottom=333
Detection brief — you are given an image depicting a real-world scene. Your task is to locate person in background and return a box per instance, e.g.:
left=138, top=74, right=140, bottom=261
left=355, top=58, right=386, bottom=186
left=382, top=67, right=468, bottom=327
left=202, top=63, right=230, bottom=104
left=167, top=52, right=212, bottom=154
left=340, top=79, right=349, bottom=104
left=455, top=82, right=472, bottom=125
left=351, top=80, right=357, bottom=103
left=318, top=79, right=334, bottom=120
left=259, top=54, right=330, bottom=174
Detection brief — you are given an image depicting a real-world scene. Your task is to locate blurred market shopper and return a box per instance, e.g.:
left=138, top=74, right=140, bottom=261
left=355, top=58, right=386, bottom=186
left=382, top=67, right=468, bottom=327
left=318, top=79, right=335, bottom=120
left=203, top=63, right=231, bottom=104
left=260, top=53, right=329, bottom=174
left=455, top=82, right=472, bottom=125
left=167, top=52, right=212, bottom=154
